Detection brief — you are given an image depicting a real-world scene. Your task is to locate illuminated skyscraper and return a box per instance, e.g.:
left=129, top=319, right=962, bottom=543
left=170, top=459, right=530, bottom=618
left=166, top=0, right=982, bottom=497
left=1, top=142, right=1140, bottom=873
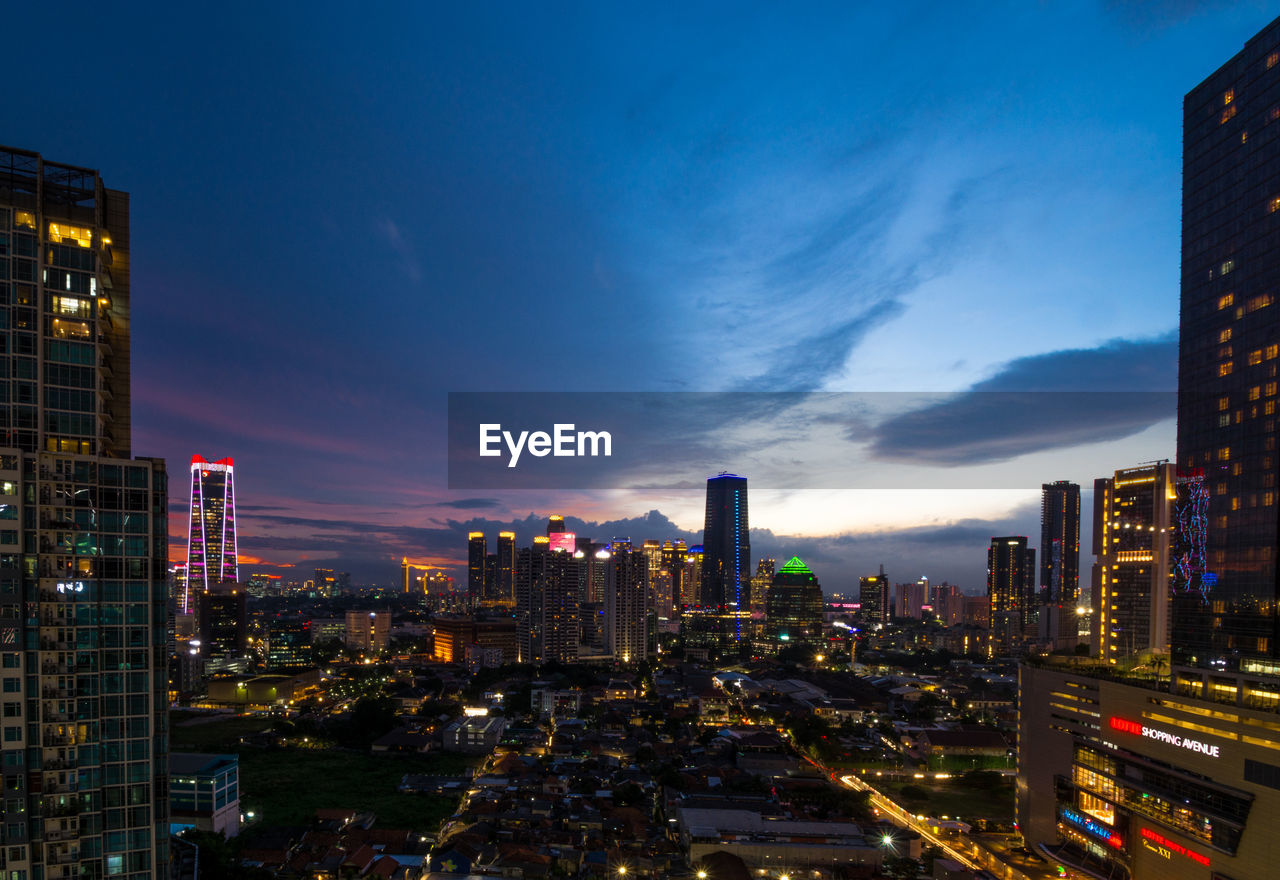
left=859, top=566, right=889, bottom=625
left=1092, top=463, right=1175, bottom=664
left=764, top=557, right=824, bottom=647
left=700, top=473, right=750, bottom=653
left=186, top=455, right=238, bottom=607
left=516, top=537, right=581, bottom=663
left=0, top=147, right=171, bottom=879
left=467, top=531, right=486, bottom=604
left=988, top=536, right=1035, bottom=655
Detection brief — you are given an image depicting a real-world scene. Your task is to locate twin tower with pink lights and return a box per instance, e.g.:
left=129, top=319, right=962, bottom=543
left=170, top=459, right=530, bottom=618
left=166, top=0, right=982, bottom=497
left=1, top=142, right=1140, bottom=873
left=177, top=454, right=239, bottom=613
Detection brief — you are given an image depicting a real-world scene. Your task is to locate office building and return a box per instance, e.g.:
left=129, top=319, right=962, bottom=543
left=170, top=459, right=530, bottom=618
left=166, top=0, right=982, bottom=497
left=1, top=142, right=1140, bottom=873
left=432, top=615, right=475, bottom=664
left=1092, top=463, right=1176, bottom=665
left=344, top=610, right=390, bottom=653
left=764, top=557, right=824, bottom=647
left=988, top=537, right=1034, bottom=655
left=0, top=146, right=171, bottom=879
left=662, top=540, right=689, bottom=607
left=266, top=620, right=311, bottom=669
left=859, top=566, right=889, bottom=625
left=198, top=584, right=248, bottom=660
left=168, top=753, right=240, bottom=839
left=1040, top=480, right=1082, bottom=648
left=700, top=473, right=750, bottom=653
left=185, top=455, right=237, bottom=611
left=1019, top=21, right=1280, bottom=880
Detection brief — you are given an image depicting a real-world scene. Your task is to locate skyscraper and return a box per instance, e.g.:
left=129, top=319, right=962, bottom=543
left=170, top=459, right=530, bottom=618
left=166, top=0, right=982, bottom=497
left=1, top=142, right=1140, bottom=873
left=496, top=531, right=515, bottom=602
left=515, top=537, right=581, bottom=664
left=988, top=536, right=1035, bottom=655
left=858, top=566, right=889, bottom=625
left=1040, top=480, right=1081, bottom=647
left=700, top=473, right=750, bottom=652
left=467, top=531, right=486, bottom=605
left=185, top=455, right=237, bottom=607
left=1175, top=19, right=1280, bottom=673
left=0, top=147, right=170, bottom=879
left=764, top=557, right=824, bottom=647
left=1092, top=463, right=1175, bottom=664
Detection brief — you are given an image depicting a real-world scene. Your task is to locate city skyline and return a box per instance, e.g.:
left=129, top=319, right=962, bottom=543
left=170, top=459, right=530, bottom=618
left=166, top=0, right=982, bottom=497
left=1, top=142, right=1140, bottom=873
left=7, top=4, right=1276, bottom=591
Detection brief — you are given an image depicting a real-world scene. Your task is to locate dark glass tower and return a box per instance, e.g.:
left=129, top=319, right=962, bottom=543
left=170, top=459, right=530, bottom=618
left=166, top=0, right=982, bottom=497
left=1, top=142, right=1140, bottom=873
left=1040, top=481, right=1081, bottom=646
left=0, top=147, right=170, bottom=879
left=1175, top=18, right=1280, bottom=672
left=764, top=556, right=824, bottom=647
left=467, top=531, right=485, bottom=606
left=700, top=473, right=749, bottom=652
left=988, top=536, right=1035, bottom=655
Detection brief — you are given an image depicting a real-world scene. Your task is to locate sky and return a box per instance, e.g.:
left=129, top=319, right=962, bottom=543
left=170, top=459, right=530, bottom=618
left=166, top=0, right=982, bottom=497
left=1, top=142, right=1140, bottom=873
left=8, top=1, right=1276, bottom=592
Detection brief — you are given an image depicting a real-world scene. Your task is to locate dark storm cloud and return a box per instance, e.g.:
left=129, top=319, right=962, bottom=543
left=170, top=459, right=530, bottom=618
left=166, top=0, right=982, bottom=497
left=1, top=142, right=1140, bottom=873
left=433, top=498, right=503, bottom=510
left=866, top=335, right=1178, bottom=465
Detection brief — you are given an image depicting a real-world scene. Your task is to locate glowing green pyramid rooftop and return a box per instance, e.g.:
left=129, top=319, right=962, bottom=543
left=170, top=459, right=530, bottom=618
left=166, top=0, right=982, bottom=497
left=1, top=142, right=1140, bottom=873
left=779, top=556, right=812, bottom=576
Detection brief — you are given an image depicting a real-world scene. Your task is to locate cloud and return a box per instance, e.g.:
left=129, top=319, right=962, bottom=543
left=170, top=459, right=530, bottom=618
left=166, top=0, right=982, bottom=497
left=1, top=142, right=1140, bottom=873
left=865, top=334, right=1177, bottom=465
left=433, top=498, right=502, bottom=510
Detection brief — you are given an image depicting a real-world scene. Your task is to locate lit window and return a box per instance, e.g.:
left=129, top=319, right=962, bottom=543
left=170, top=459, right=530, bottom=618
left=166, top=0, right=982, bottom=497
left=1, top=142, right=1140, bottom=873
left=1222, top=105, right=1238, bottom=123
left=1268, top=401, right=1277, bottom=416
left=13, top=212, right=34, bottom=231
left=1271, top=197, right=1280, bottom=213
left=1219, top=293, right=1235, bottom=309
left=1226, top=89, right=1235, bottom=105
left=1248, top=293, right=1274, bottom=312
left=1251, top=350, right=1264, bottom=365
left=1270, top=52, right=1280, bottom=69
left=1220, top=396, right=1231, bottom=411
left=1219, top=447, right=1231, bottom=461
left=1232, top=497, right=1241, bottom=511
left=1269, top=345, right=1279, bottom=359
left=1268, top=382, right=1278, bottom=397
left=1220, top=328, right=1233, bottom=342
left=47, top=223, right=91, bottom=248
left=1222, top=259, right=1236, bottom=274
left=1267, top=492, right=1276, bottom=507
left=1220, top=361, right=1234, bottom=376
left=1250, top=386, right=1262, bottom=401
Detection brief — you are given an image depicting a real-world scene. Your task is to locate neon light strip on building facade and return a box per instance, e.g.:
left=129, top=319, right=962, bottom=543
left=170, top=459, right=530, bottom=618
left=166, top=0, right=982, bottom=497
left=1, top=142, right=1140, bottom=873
left=185, top=455, right=238, bottom=611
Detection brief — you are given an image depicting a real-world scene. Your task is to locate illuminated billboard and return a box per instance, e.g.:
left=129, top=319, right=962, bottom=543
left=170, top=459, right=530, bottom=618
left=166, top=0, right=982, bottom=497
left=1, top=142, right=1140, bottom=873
left=549, top=532, right=576, bottom=553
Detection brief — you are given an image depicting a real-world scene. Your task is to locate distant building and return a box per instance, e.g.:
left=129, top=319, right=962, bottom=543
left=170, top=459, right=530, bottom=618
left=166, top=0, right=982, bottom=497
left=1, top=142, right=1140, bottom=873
left=442, top=715, right=507, bottom=753
left=187, top=455, right=239, bottom=609
left=345, top=610, right=391, bottom=653
left=604, top=546, right=650, bottom=662
left=198, top=584, right=248, bottom=659
left=859, top=566, right=889, bottom=625
left=432, top=615, right=474, bottom=663
left=1040, top=480, right=1082, bottom=648
left=988, top=537, right=1034, bottom=655
left=894, top=577, right=928, bottom=620
left=749, top=557, right=776, bottom=614
left=467, top=531, right=486, bottom=605
left=309, top=617, right=346, bottom=644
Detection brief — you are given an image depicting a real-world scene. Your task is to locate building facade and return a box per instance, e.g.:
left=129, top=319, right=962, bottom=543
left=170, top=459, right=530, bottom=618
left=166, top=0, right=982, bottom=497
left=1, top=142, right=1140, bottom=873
left=763, top=557, right=824, bottom=648
left=700, top=473, right=750, bottom=653
left=1040, top=480, right=1081, bottom=648
left=859, top=566, right=889, bottom=626
left=989, top=536, right=1035, bottom=655
left=0, top=146, right=171, bottom=879
left=1092, top=464, right=1176, bottom=665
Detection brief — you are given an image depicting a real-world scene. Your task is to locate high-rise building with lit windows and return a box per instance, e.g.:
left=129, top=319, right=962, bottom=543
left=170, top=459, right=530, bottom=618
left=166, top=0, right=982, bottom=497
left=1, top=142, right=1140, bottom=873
left=700, top=473, right=750, bottom=655
left=185, top=455, right=237, bottom=606
left=988, top=536, right=1034, bottom=655
left=1174, top=16, right=1280, bottom=674
left=0, top=146, right=171, bottom=880
left=1091, top=463, right=1175, bottom=665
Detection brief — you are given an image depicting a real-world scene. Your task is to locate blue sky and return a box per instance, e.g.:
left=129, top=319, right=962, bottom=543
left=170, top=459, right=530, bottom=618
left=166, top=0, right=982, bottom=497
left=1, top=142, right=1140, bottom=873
left=8, top=1, right=1274, bottom=591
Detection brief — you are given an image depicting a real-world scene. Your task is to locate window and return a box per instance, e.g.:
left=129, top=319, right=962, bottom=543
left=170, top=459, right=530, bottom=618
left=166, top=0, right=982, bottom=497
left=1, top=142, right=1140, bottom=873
left=1220, top=328, right=1233, bottom=342
left=46, top=223, right=91, bottom=248
left=1219, top=447, right=1232, bottom=461
left=1271, top=52, right=1280, bottom=69
left=13, top=213, right=33, bottom=231
left=1251, top=350, right=1264, bottom=365
left=1219, top=293, right=1235, bottom=309
left=1220, top=361, right=1235, bottom=376
left=1269, top=197, right=1280, bottom=213
left=1222, top=259, right=1236, bottom=275
left=1248, top=293, right=1274, bottom=312
left=1222, top=105, right=1238, bottom=123
left=1, top=679, right=18, bottom=693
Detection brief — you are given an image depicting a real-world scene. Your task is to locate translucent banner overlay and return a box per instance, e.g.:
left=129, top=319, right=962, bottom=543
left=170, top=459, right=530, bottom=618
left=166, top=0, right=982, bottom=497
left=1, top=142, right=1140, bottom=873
left=447, top=391, right=1179, bottom=490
